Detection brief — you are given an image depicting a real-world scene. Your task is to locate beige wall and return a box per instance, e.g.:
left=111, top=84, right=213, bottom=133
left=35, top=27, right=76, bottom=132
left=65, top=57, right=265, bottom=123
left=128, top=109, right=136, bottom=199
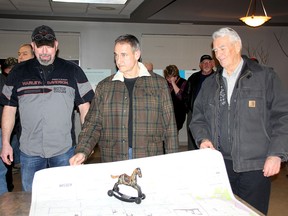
left=0, top=19, right=287, bottom=83
left=1, top=19, right=288, bottom=143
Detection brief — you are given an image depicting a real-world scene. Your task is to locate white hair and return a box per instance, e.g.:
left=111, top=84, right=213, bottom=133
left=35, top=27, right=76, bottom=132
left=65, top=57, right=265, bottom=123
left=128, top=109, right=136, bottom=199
left=212, top=27, right=242, bottom=48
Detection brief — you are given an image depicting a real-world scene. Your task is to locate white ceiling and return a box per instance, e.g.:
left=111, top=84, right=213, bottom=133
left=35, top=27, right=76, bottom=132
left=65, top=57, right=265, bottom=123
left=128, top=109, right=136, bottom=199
left=0, top=0, right=287, bottom=26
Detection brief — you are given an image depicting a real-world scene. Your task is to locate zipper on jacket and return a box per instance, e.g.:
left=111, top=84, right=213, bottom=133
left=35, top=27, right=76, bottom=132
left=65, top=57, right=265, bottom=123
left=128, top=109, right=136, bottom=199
left=230, top=69, right=252, bottom=158
left=214, top=74, right=221, bottom=149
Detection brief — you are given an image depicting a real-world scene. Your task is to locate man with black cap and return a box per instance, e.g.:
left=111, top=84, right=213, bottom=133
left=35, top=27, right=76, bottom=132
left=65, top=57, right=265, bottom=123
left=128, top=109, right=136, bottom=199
left=0, top=25, right=94, bottom=192
left=183, top=54, right=215, bottom=150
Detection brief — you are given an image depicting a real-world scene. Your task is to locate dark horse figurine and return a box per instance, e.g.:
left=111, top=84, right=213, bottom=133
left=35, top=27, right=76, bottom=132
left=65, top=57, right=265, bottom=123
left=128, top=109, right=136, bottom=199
left=108, top=167, right=146, bottom=204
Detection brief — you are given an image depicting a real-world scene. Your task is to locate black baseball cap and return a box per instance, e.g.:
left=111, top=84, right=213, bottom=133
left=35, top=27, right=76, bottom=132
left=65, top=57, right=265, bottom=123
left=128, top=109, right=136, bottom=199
left=200, top=55, right=212, bottom=62
left=31, top=25, right=56, bottom=47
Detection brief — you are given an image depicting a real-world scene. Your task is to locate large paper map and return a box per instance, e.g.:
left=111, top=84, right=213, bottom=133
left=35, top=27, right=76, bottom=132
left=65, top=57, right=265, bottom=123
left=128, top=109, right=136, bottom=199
left=29, top=149, right=260, bottom=216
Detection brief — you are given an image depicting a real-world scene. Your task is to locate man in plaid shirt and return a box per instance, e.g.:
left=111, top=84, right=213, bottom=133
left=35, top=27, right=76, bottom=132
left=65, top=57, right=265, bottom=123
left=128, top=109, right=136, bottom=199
left=70, top=34, right=179, bottom=164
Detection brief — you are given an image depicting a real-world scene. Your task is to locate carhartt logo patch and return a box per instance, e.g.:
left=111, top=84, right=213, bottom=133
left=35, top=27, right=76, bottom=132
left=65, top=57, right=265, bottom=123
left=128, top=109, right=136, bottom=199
left=248, top=100, right=256, bottom=108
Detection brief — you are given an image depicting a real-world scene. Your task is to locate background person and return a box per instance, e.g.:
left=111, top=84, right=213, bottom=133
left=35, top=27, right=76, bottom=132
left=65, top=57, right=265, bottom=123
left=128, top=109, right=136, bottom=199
left=0, top=57, right=19, bottom=194
left=143, top=62, right=153, bottom=73
left=184, top=55, right=215, bottom=150
left=17, top=43, right=34, bottom=63
left=70, top=34, right=178, bottom=165
left=0, top=136, right=7, bottom=195
left=0, top=57, right=19, bottom=192
left=191, top=27, right=288, bottom=214
left=250, top=57, right=259, bottom=63
left=163, top=64, right=187, bottom=132
left=0, top=25, right=94, bottom=192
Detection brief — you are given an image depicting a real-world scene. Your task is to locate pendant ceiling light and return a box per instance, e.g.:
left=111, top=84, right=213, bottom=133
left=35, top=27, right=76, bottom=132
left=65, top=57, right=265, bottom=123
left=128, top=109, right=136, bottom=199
left=240, top=0, right=271, bottom=27
left=52, top=0, right=127, bottom=3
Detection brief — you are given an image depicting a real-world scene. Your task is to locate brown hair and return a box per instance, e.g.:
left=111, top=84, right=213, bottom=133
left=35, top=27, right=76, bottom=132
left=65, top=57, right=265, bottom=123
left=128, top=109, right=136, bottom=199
left=115, top=34, right=140, bottom=52
left=163, top=65, right=179, bottom=78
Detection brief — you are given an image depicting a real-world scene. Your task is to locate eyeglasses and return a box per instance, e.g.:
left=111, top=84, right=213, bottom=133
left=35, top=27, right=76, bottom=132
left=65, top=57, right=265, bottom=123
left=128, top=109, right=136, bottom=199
left=32, top=34, right=55, bottom=41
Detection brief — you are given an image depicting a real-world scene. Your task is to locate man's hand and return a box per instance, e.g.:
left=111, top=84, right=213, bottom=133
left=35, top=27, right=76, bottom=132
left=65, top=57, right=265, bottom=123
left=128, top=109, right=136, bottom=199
left=0, top=144, right=13, bottom=165
left=263, top=156, right=281, bottom=177
left=69, top=153, right=86, bottom=165
left=199, top=139, right=215, bottom=150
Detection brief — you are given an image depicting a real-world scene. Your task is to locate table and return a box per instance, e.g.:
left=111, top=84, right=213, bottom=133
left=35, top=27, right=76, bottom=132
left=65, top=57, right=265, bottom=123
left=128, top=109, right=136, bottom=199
left=0, top=192, right=264, bottom=216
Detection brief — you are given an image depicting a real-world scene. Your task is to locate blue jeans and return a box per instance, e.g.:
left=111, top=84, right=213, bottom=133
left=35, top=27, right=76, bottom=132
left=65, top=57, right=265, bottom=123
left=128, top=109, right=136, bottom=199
left=20, top=146, right=75, bottom=192
left=0, top=156, right=8, bottom=195
left=0, top=129, right=8, bottom=195
left=0, top=157, right=7, bottom=195
left=128, top=147, right=132, bottom=159
left=10, top=134, right=20, bottom=165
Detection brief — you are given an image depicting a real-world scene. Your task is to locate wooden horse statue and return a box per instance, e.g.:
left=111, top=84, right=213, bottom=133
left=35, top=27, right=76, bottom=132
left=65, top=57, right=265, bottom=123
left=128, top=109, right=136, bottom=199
left=108, top=167, right=145, bottom=204
left=111, top=167, right=143, bottom=197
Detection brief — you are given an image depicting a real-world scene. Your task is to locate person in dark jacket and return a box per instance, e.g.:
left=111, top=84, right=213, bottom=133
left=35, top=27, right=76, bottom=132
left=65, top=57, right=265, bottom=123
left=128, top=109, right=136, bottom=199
left=0, top=57, right=18, bottom=194
left=191, top=27, right=288, bottom=215
left=0, top=57, right=19, bottom=192
left=184, top=55, right=214, bottom=150
left=164, top=65, right=187, bottom=131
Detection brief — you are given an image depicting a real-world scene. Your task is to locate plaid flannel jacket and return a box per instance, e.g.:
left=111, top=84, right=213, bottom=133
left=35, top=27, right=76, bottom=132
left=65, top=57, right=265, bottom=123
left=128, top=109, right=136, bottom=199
left=76, top=62, right=179, bottom=162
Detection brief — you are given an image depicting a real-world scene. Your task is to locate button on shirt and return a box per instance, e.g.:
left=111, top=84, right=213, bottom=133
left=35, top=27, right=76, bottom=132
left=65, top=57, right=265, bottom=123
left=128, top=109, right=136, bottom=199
left=0, top=58, right=94, bottom=158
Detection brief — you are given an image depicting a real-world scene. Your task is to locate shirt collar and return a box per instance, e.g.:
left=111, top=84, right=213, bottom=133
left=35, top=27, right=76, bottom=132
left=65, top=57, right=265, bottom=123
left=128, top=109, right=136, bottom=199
left=223, top=58, right=244, bottom=80
left=112, top=62, right=151, bottom=82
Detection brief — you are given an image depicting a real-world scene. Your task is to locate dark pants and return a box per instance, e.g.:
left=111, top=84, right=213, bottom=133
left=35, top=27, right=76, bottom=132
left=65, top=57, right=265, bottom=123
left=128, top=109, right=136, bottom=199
left=224, top=159, right=271, bottom=215
left=5, top=164, right=13, bottom=192
left=187, top=111, right=198, bottom=150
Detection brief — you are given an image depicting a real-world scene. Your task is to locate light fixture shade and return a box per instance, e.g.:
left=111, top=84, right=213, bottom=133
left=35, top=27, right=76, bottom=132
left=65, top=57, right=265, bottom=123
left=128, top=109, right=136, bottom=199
left=240, top=0, right=272, bottom=27
left=52, top=0, right=127, bottom=4
left=240, top=15, right=271, bottom=27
